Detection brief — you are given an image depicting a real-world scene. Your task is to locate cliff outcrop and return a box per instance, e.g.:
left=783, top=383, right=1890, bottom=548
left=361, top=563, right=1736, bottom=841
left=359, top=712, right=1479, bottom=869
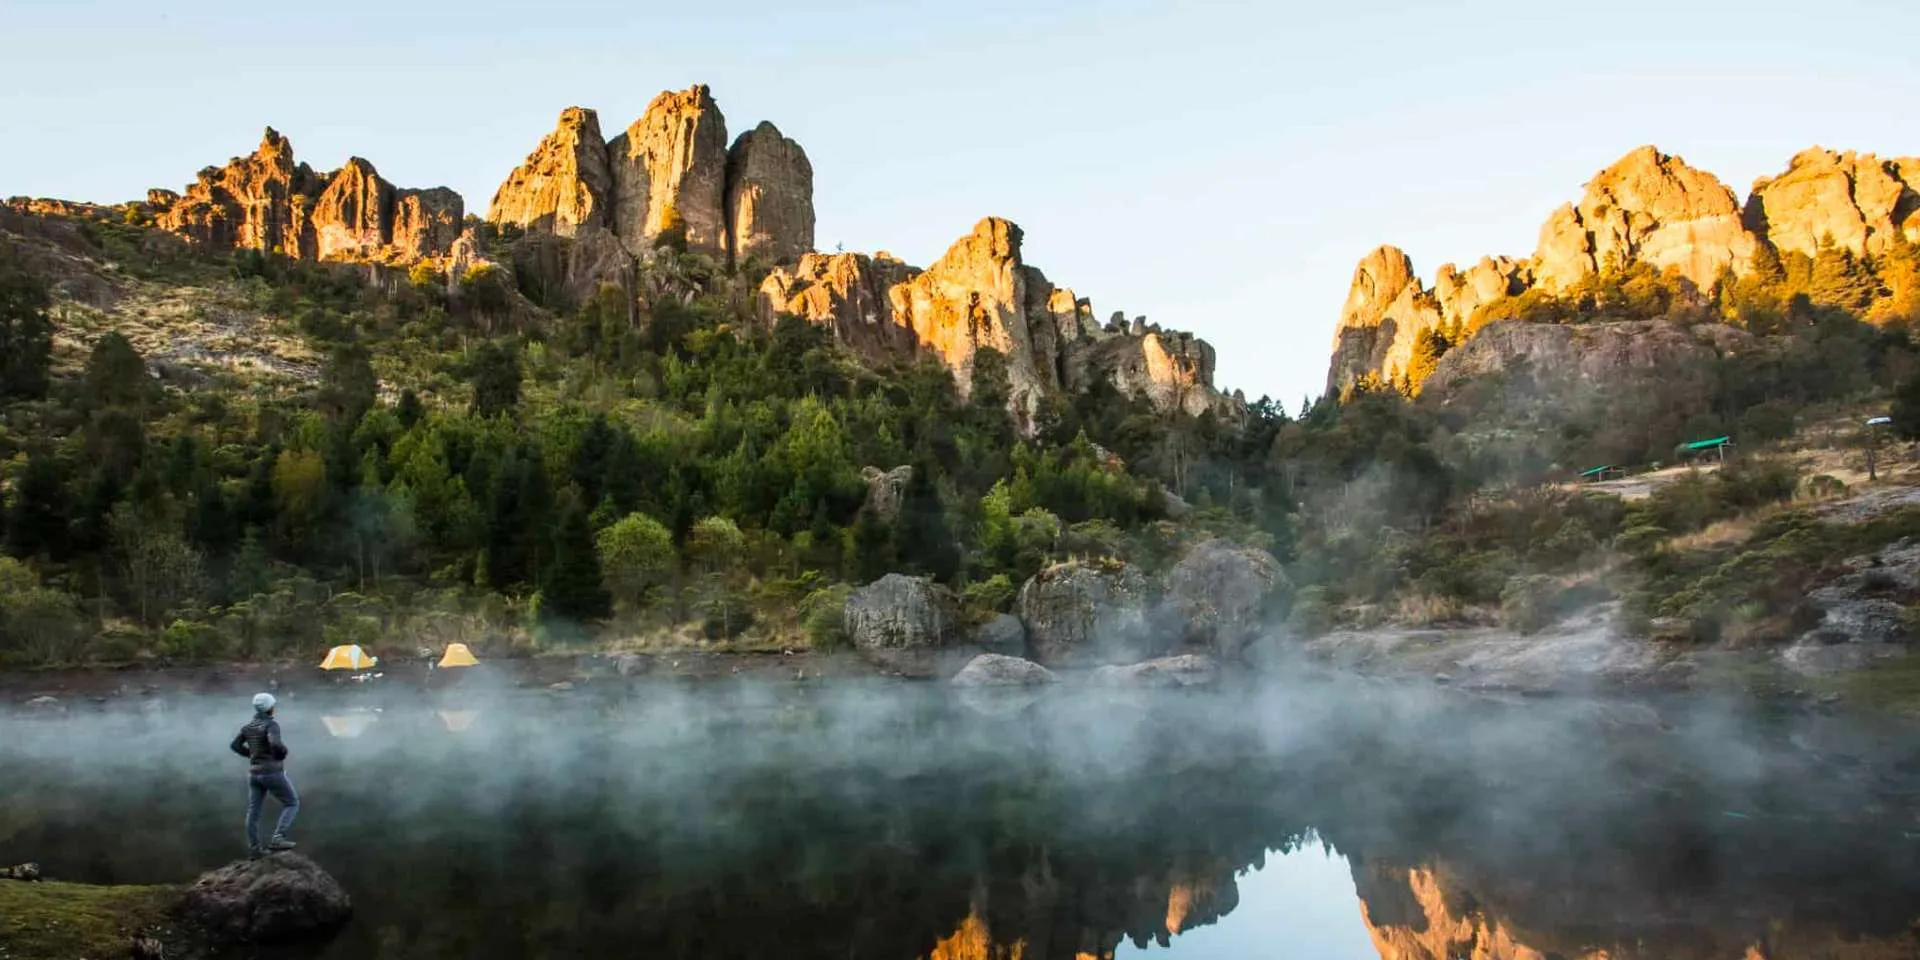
left=487, top=106, right=613, bottom=239
left=759, top=218, right=1234, bottom=421
left=1329, top=142, right=1920, bottom=392
left=725, top=121, right=815, bottom=265
left=154, top=129, right=462, bottom=264
left=1746, top=147, right=1920, bottom=259
left=607, top=85, right=731, bottom=258
left=151, top=129, right=462, bottom=265
left=1531, top=145, right=1757, bottom=293
left=78, top=84, right=1226, bottom=421
left=489, top=86, right=808, bottom=265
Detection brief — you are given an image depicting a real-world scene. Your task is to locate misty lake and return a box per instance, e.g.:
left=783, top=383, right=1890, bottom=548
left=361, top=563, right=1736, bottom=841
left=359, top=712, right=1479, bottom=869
left=6, top=674, right=1920, bottom=959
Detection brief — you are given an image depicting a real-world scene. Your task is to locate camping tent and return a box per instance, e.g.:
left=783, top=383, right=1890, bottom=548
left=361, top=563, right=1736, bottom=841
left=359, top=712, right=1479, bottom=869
left=438, top=643, right=479, bottom=668
left=320, top=645, right=378, bottom=671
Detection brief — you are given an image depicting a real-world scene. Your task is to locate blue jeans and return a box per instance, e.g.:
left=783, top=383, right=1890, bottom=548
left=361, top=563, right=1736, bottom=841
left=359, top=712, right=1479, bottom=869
left=246, top=772, right=299, bottom=848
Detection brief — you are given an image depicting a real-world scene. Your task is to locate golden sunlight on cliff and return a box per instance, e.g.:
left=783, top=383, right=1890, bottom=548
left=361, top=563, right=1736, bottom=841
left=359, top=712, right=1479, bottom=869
left=1360, top=867, right=1580, bottom=960
left=927, top=906, right=1025, bottom=960
left=1165, top=882, right=1195, bottom=935
left=1360, top=866, right=1920, bottom=960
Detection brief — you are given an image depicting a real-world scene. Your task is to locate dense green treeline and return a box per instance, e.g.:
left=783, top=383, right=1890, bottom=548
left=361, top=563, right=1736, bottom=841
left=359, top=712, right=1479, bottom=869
left=7, top=213, right=1920, bottom=665
left=0, top=229, right=1305, bottom=664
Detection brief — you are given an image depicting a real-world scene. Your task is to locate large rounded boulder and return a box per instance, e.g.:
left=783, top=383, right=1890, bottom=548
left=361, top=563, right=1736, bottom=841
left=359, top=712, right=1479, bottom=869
left=179, top=853, right=351, bottom=943
left=951, top=653, right=1058, bottom=687
left=969, top=613, right=1028, bottom=657
left=1017, top=560, right=1154, bottom=666
left=843, top=574, right=963, bottom=676
left=1161, top=540, right=1284, bottom=658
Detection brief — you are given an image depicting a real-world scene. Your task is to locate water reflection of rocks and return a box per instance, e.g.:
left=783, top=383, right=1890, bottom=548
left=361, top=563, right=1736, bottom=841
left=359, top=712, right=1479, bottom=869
left=4, top=682, right=1919, bottom=959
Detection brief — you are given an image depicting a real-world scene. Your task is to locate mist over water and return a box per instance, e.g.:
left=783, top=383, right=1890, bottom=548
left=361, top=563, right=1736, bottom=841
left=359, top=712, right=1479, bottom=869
left=5, top=670, right=1920, bottom=958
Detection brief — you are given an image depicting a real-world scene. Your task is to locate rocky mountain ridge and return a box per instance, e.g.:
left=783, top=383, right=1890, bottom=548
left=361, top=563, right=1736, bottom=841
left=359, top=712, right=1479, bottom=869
left=11, top=83, right=1231, bottom=424
left=1329, top=144, right=1920, bottom=392
left=150, top=128, right=464, bottom=265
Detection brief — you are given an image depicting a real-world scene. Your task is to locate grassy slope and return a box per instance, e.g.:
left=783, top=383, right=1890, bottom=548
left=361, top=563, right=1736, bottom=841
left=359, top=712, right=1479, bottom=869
left=0, top=879, right=180, bottom=960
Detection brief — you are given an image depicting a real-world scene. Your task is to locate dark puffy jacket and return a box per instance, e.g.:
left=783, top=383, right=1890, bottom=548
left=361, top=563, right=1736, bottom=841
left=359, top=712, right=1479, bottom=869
left=229, top=716, right=289, bottom=774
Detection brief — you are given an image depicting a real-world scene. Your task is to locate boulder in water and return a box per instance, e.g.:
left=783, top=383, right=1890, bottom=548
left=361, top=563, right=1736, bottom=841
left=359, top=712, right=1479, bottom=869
left=951, top=653, right=1058, bottom=687
left=1090, top=654, right=1222, bottom=689
left=179, top=852, right=351, bottom=943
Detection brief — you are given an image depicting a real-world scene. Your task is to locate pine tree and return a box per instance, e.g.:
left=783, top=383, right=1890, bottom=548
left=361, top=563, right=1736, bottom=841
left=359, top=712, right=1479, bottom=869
left=395, top=390, right=425, bottom=429
left=1892, top=371, right=1920, bottom=441
left=541, top=498, right=611, bottom=622
left=468, top=342, right=522, bottom=419
left=6, top=452, right=69, bottom=559
left=1869, top=234, right=1920, bottom=327
left=0, top=249, right=54, bottom=401
left=484, top=446, right=549, bottom=588
left=1406, top=327, right=1452, bottom=395
left=1809, top=235, right=1881, bottom=311
left=83, top=332, right=150, bottom=412
left=186, top=477, right=235, bottom=554
left=318, top=344, right=378, bottom=426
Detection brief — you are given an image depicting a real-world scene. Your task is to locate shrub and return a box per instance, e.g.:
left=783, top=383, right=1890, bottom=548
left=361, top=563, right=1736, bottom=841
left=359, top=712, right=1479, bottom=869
left=159, top=619, right=227, bottom=662
left=1499, top=575, right=1561, bottom=634
left=0, top=558, right=85, bottom=665
left=1286, top=585, right=1335, bottom=638
left=961, top=574, right=1017, bottom=618
left=799, top=584, right=853, bottom=651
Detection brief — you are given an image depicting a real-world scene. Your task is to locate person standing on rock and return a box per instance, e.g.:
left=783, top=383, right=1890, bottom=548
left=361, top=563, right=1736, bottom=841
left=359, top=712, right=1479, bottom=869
left=229, top=692, right=299, bottom=858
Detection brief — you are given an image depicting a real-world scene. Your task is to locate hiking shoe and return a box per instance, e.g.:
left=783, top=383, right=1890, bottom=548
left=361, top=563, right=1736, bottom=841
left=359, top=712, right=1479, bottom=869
left=266, top=836, right=296, bottom=852
left=247, top=846, right=264, bottom=860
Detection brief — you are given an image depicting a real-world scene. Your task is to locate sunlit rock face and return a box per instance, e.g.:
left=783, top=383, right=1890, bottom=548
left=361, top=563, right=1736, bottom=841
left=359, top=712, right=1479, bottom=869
left=155, top=128, right=461, bottom=262
left=608, top=84, right=731, bottom=259
left=757, top=217, right=1237, bottom=423
left=1327, top=245, right=1442, bottom=393
left=725, top=120, right=814, bottom=265
left=1326, top=245, right=1532, bottom=394
left=158, top=128, right=323, bottom=257
left=1531, top=145, right=1758, bottom=294
left=1323, top=142, right=1920, bottom=392
left=488, top=106, right=614, bottom=239
left=1746, top=147, right=1920, bottom=259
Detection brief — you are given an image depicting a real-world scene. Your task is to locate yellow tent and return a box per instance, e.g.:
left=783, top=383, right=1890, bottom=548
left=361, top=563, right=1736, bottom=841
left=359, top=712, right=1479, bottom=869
left=437, top=643, right=479, bottom=668
left=438, top=709, right=478, bottom=732
left=319, top=644, right=378, bottom=671
left=320, top=713, right=377, bottom=738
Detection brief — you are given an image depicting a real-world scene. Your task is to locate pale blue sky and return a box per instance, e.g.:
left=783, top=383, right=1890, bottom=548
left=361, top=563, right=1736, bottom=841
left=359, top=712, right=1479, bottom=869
left=4, top=0, right=1917, bottom=404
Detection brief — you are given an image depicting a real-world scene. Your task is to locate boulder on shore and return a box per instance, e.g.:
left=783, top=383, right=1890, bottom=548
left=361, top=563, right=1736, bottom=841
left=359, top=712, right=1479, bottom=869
left=1160, top=540, right=1284, bottom=658
left=844, top=574, right=963, bottom=676
left=1017, top=560, right=1154, bottom=666
left=179, top=853, right=351, bottom=943
left=951, top=653, right=1058, bottom=687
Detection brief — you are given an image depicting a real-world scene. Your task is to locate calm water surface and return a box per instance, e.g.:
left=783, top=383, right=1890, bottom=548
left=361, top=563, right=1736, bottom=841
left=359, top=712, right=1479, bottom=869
left=4, top=673, right=1919, bottom=959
